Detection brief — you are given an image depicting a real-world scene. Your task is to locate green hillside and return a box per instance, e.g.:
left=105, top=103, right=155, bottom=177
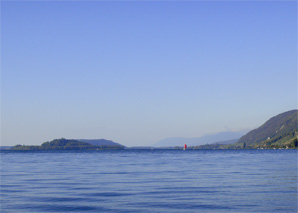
left=11, top=138, right=125, bottom=150
left=237, top=110, right=297, bottom=149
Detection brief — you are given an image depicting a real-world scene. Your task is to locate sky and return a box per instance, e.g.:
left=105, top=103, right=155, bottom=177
left=1, top=0, right=297, bottom=147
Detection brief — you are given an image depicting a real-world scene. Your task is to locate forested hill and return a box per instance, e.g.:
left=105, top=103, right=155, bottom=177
left=77, top=139, right=124, bottom=147
left=11, top=138, right=125, bottom=150
left=237, top=110, right=297, bottom=148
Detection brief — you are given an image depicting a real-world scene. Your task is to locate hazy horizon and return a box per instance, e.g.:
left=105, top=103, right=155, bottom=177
left=2, top=1, right=297, bottom=147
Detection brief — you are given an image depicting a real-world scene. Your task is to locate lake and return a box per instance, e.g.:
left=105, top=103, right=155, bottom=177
left=1, top=149, right=297, bottom=212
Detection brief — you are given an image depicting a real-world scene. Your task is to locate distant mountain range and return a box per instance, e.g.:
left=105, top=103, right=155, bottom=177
left=236, top=109, right=297, bottom=148
left=153, top=130, right=248, bottom=147
left=211, top=138, right=239, bottom=145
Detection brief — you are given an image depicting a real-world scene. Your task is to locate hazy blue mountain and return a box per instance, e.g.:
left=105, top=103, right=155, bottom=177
left=211, top=138, right=239, bottom=145
left=193, top=131, right=247, bottom=146
left=77, top=139, right=125, bottom=147
left=154, top=130, right=248, bottom=147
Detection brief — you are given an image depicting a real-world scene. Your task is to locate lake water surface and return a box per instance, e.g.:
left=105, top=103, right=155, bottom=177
left=1, top=149, right=297, bottom=212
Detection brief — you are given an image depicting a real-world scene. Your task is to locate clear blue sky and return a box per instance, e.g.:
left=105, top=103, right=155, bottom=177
left=1, top=1, right=297, bottom=146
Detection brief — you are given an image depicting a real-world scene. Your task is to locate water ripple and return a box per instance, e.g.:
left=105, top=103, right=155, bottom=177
left=1, top=149, right=297, bottom=212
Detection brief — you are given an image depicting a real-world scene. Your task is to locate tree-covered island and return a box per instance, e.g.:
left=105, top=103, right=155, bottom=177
left=11, top=138, right=125, bottom=151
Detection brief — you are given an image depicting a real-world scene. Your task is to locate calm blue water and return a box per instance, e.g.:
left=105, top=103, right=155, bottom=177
left=1, top=149, right=297, bottom=212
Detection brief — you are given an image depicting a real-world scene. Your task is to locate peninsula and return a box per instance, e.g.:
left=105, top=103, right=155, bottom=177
left=11, top=138, right=125, bottom=151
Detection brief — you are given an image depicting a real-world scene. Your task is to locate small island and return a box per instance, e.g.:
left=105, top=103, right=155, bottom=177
left=11, top=138, right=125, bottom=151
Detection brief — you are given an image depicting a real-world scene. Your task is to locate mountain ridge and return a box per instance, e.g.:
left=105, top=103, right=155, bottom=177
left=154, top=130, right=248, bottom=147
left=237, top=109, right=297, bottom=148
